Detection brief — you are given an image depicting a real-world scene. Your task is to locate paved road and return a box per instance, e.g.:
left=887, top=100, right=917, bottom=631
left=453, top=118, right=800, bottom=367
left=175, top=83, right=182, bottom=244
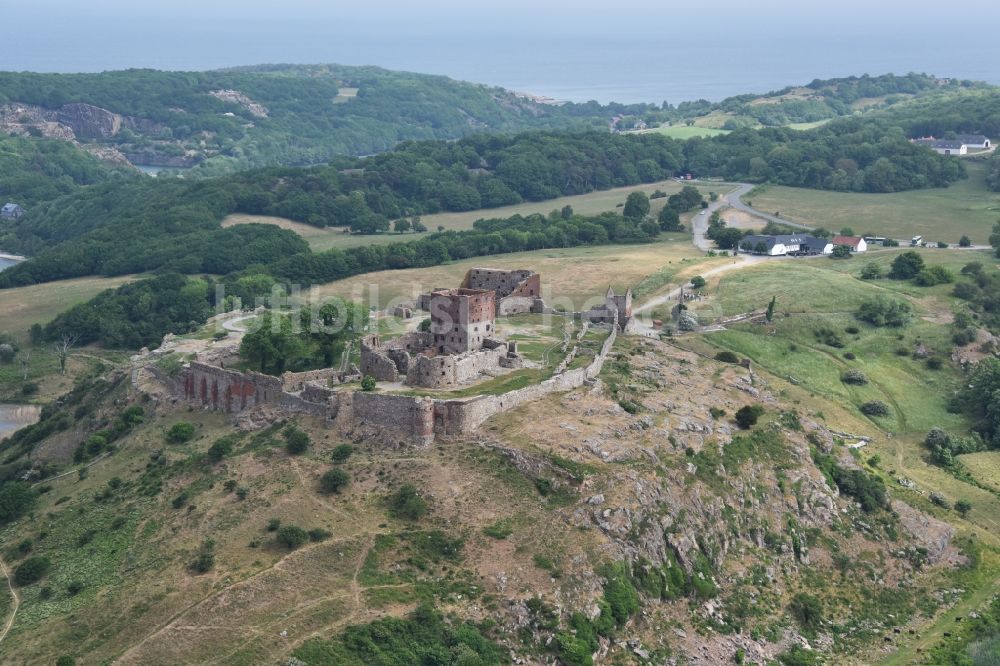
left=721, top=184, right=813, bottom=231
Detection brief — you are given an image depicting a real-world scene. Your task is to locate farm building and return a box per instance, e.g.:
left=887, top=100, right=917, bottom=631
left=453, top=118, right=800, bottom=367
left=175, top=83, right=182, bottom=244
left=1, top=203, right=25, bottom=220
left=831, top=235, right=867, bottom=252
left=739, top=234, right=833, bottom=256
left=956, top=134, right=991, bottom=149
left=913, top=138, right=969, bottom=155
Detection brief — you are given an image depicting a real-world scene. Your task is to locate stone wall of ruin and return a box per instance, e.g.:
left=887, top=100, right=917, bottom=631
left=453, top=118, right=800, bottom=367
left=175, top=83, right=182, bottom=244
left=352, top=392, right=435, bottom=445
left=171, top=313, right=617, bottom=445
left=360, top=343, right=400, bottom=382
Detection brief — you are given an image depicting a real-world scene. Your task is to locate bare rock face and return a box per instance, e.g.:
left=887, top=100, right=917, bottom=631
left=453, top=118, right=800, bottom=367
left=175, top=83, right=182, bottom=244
left=58, top=103, right=122, bottom=138
left=892, top=500, right=964, bottom=565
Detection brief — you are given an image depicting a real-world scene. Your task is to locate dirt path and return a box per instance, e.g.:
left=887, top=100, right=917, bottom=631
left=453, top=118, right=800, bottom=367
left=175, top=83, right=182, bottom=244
left=633, top=255, right=769, bottom=315
left=0, top=556, right=20, bottom=647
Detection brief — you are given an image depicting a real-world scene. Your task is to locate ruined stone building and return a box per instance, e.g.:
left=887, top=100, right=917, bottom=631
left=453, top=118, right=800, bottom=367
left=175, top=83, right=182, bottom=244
left=584, top=286, right=633, bottom=330
left=362, top=286, right=521, bottom=389
left=460, top=268, right=543, bottom=315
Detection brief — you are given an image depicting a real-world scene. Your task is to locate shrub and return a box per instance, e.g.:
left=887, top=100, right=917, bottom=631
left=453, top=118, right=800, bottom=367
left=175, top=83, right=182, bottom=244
left=735, top=405, right=765, bottom=429
left=165, top=422, right=196, bottom=444
left=813, top=326, right=845, bottom=348
left=860, top=262, right=883, bottom=280
left=830, top=244, right=852, bottom=259
left=959, top=235, right=972, bottom=247
left=855, top=295, right=912, bottom=327
left=841, top=369, right=868, bottom=385
left=284, top=426, right=310, bottom=455
left=331, top=444, right=354, bottom=463
left=709, top=407, right=726, bottom=419
left=319, top=468, right=350, bottom=494
left=843, top=352, right=856, bottom=360
left=388, top=484, right=428, bottom=521
left=267, top=518, right=281, bottom=532
left=690, top=275, right=706, bottom=289
left=360, top=375, right=377, bottom=391
left=926, top=357, right=943, bottom=370
left=56, top=657, right=76, bottom=666
left=956, top=499, right=972, bottom=517
left=603, top=563, right=640, bottom=626
left=276, top=525, right=309, bottom=550
left=308, top=528, right=332, bottom=542
left=483, top=519, right=514, bottom=539
left=930, top=493, right=952, bottom=509
left=13, top=556, right=51, bottom=586
left=206, top=435, right=236, bottom=462
left=889, top=251, right=925, bottom=279
left=844, top=325, right=860, bottom=335
left=860, top=401, right=890, bottom=417
left=714, top=351, right=739, bottom=364
left=789, top=593, right=824, bottom=636
left=914, top=265, right=954, bottom=286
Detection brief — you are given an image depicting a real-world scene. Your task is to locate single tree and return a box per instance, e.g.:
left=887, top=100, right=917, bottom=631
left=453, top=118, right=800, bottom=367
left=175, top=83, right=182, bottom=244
left=623, top=191, right=651, bottom=220
left=955, top=499, right=972, bottom=517
left=412, top=219, right=428, bottom=233
left=393, top=218, right=411, bottom=234
left=319, top=468, right=350, bottom=494
left=766, top=296, right=776, bottom=322
left=959, top=235, right=972, bottom=248
left=54, top=333, right=79, bottom=375
left=690, top=276, right=706, bottom=289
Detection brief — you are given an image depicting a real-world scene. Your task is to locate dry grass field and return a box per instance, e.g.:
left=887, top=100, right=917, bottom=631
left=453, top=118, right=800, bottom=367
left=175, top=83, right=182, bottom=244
left=307, top=239, right=723, bottom=312
left=0, top=275, right=138, bottom=344
left=220, top=179, right=734, bottom=252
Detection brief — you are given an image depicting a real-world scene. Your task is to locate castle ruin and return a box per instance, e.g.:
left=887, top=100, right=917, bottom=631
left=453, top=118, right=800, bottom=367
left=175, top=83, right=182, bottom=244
left=361, top=287, right=522, bottom=389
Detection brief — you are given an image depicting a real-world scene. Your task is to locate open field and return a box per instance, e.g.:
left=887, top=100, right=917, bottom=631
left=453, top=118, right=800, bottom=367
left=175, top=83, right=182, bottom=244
left=221, top=179, right=733, bottom=252
left=307, top=238, right=724, bottom=311
left=638, top=125, right=730, bottom=139
left=748, top=162, right=1000, bottom=243
left=786, top=120, right=829, bottom=131
left=0, top=275, right=138, bottom=344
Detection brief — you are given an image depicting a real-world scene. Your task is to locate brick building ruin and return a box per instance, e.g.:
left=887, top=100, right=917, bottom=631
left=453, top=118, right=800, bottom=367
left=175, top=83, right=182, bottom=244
left=362, top=287, right=522, bottom=389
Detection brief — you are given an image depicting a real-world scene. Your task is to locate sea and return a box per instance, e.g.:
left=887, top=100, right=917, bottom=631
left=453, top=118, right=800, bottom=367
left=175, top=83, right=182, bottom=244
left=2, top=8, right=1000, bottom=105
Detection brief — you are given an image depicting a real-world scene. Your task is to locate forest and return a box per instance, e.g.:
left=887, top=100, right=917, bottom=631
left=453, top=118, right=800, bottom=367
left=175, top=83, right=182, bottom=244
left=0, top=65, right=634, bottom=173
left=0, top=134, right=133, bottom=206
left=0, top=114, right=969, bottom=287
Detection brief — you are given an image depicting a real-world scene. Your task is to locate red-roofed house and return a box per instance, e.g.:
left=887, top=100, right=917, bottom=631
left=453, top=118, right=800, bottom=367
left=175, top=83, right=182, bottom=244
left=831, top=235, right=867, bottom=253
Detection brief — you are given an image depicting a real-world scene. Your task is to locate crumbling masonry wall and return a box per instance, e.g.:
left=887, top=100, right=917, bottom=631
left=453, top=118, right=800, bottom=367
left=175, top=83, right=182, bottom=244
left=174, top=314, right=617, bottom=445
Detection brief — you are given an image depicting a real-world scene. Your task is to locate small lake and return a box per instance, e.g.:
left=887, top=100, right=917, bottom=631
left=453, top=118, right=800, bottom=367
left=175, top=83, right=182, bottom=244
left=0, top=404, right=41, bottom=440
left=0, top=257, right=15, bottom=271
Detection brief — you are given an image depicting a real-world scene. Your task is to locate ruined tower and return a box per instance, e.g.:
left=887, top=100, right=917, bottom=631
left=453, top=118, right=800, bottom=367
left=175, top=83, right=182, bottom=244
left=427, top=288, right=496, bottom=355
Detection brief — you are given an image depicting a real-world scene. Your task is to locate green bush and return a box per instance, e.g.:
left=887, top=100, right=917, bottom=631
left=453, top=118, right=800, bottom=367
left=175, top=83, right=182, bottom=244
left=735, top=405, right=765, bottom=429
left=319, top=468, right=350, bottom=494
left=56, top=657, right=76, bottom=666
left=331, top=443, right=354, bottom=463
left=284, top=426, right=310, bottom=455
left=388, top=484, right=428, bottom=521
left=855, top=295, right=912, bottom=327
left=889, top=251, right=925, bottom=279
left=189, top=540, right=216, bottom=573
left=276, top=525, right=309, bottom=550
left=841, top=369, right=868, bottom=385
left=206, top=434, right=237, bottom=462
left=914, top=265, right=954, bottom=286
left=165, top=422, right=196, bottom=444
left=603, top=563, right=640, bottom=626
left=860, top=262, right=883, bottom=280
left=860, top=401, right=890, bottom=417
left=13, top=556, right=51, bottom=586
left=831, top=244, right=852, bottom=259
left=690, top=275, right=707, bottom=289
left=360, top=375, right=377, bottom=391
left=789, top=593, right=824, bottom=636
left=714, top=351, right=740, bottom=364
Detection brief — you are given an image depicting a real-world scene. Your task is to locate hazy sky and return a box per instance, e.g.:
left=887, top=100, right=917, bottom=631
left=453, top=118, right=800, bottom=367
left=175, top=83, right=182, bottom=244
left=5, top=1, right=1000, bottom=103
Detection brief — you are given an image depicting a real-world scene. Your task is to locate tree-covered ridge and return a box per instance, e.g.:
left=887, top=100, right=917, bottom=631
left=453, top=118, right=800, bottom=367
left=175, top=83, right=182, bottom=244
left=0, top=65, right=636, bottom=173
left=0, top=134, right=133, bottom=206
left=622, top=72, right=984, bottom=130
left=0, top=119, right=966, bottom=286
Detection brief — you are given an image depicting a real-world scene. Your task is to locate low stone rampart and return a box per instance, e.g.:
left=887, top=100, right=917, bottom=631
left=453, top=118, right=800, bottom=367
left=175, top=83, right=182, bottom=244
left=171, top=311, right=618, bottom=444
